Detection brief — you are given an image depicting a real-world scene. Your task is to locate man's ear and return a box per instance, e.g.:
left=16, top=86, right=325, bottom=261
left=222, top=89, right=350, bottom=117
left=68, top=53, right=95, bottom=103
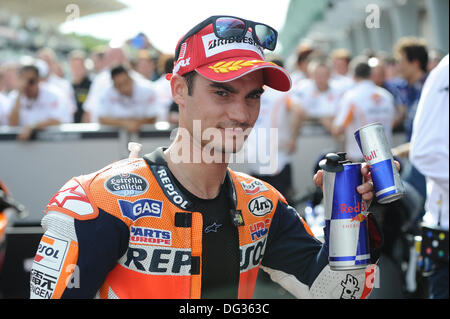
left=170, top=74, right=188, bottom=109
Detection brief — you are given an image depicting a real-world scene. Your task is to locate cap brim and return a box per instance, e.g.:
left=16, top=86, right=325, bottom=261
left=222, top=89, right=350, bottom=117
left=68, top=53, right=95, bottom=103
left=196, top=57, right=292, bottom=92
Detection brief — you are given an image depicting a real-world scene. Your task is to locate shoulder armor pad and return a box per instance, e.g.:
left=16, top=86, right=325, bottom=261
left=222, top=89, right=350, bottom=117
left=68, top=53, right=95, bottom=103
left=232, top=170, right=288, bottom=205
left=46, top=158, right=148, bottom=221
left=46, top=175, right=98, bottom=220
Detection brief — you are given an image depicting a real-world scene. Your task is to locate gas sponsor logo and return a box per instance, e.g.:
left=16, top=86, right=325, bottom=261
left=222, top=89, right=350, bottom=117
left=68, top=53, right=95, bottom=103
left=118, top=198, right=163, bottom=221
left=130, top=226, right=172, bottom=246
left=34, top=235, right=68, bottom=272
left=240, top=237, right=267, bottom=272
left=122, top=246, right=191, bottom=276
left=249, top=218, right=270, bottom=241
left=201, top=32, right=264, bottom=58
left=240, top=179, right=269, bottom=195
left=105, top=173, right=148, bottom=197
left=248, top=196, right=273, bottom=217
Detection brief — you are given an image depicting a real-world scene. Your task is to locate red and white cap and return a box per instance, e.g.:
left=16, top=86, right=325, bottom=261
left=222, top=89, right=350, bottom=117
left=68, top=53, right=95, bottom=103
left=168, top=24, right=291, bottom=92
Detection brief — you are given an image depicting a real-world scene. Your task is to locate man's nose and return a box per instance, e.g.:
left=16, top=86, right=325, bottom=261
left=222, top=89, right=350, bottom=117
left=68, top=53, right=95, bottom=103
left=227, top=98, right=251, bottom=125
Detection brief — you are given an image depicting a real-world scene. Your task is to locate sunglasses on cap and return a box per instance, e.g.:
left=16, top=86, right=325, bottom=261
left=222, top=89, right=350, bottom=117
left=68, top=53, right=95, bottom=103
left=175, top=15, right=278, bottom=60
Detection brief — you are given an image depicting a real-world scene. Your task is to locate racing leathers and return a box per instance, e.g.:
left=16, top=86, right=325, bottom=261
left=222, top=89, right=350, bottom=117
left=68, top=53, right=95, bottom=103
left=30, top=147, right=380, bottom=299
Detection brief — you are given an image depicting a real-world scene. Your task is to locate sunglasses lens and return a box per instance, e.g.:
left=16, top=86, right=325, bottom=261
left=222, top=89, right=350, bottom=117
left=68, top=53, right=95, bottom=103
left=215, top=17, right=247, bottom=39
left=255, top=24, right=277, bottom=50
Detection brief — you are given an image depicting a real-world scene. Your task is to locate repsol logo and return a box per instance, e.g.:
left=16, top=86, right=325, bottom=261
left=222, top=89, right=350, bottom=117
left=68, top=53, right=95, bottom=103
left=153, top=166, right=190, bottom=209
left=240, top=237, right=267, bottom=272
left=123, top=246, right=191, bottom=275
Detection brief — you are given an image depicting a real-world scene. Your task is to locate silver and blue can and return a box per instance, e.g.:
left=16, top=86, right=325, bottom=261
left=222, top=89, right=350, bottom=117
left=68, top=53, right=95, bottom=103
left=320, top=153, right=371, bottom=271
left=354, top=122, right=405, bottom=204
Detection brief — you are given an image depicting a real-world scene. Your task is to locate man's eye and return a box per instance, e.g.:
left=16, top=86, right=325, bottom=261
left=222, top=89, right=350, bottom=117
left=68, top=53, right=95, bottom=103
left=249, top=93, right=262, bottom=99
left=215, top=90, right=228, bottom=97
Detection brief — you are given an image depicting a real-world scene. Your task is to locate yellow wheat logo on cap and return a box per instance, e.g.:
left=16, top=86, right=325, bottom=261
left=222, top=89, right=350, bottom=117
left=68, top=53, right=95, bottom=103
left=208, top=60, right=267, bottom=73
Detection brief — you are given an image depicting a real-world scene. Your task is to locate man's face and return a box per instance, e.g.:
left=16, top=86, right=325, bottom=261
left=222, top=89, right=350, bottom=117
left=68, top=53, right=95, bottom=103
left=175, top=70, right=264, bottom=154
left=113, top=72, right=133, bottom=97
left=20, top=70, right=39, bottom=98
left=313, top=65, right=330, bottom=91
left=397, top=51, right=415, bottom=81
left=333, top=58, right=349, bottom=76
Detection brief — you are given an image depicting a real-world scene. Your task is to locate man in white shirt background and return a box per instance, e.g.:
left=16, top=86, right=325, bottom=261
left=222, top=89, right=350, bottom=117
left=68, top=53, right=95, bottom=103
left=332, top=61, right=396, bottom=162
left=291, top=60, right=343, bottom=134
left=7, top=65, right=67, bottom=140
left=410, top=54, right=449, bottom=299
left=97, top=65, right=159, bottom=133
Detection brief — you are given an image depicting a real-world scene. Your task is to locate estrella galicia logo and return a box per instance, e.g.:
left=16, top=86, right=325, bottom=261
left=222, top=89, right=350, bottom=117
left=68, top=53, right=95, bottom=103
left=118, top=198, right=163, bottom=221
left=105, top=173, right=148, bottom=197
left=248, top=196, right=273, bottom=217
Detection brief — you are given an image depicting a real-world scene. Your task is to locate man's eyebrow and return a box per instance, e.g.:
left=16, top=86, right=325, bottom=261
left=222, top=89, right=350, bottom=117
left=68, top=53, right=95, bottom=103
left=209, top=82, right=238, bottom=94
left=248, top=87, right=265, bottom=97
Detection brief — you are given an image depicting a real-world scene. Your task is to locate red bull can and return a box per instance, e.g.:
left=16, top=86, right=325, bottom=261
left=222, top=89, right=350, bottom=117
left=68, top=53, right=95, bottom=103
left=354, top=122, right=405, bottom=204
left=320, top=153, right=371, bottom=270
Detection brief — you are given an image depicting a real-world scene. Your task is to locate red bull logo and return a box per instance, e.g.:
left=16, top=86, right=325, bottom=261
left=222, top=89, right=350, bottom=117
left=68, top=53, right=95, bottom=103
left=340, top=201, right=368, bottom=215
left=363, top=150, right=378, bottom=162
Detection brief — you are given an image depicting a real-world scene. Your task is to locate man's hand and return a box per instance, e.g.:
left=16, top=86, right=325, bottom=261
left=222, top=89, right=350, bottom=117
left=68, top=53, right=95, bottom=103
left=313, top=161, right=401, bottom=203
left=17, top=125, right=34, bottom=141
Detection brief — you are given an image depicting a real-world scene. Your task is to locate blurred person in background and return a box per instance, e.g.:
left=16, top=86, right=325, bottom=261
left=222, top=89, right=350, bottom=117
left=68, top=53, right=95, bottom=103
left=36, top=48, right=77, bottom=121
left=152, top=53, right=176, bottom=123
left=330, top=48, right=354, bottom=92
left=89, top=46, right=107, bottom=80
left=7, top=65, right=67, bottom=140
left=97, top=65, right=158, bottom=133
left=0, top=61, right=20, bottom=95
left=83, top=46, right=150, bottom=123
left=133, top=50, right=159, bottom=81
left=290, top=44, right=315, bottom=86
left=69, top=50, right=91, bottom=123
left=410, top=54, right=449, bottom=299
left=332, top=61, right=395, bottom=162
left=291, top=59, right=342, bottom=133
left=389, top=37, right=428, bottom=140
left=388, top=37, right=429, bottom=216
left=246, top=58, right=304, bottom=204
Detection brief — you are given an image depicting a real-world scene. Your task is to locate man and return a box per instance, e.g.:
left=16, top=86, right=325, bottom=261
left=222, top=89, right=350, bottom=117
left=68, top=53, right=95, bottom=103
left=332, top=62, right=395, bottom=162
left=83, top=47, right=150, bottom=123
left=330, top=48, right=354, bottom=93
left=36, top=48, right=77, bottom=122
left=388, top=37, right=429, bottom=214
left=410, top=54, right=449, bottom=299
left=30, top=16, right=384, bottom=299
left=97, top=65, right=159, bottom=133
left=290, top=44, right=315, bottom=86
left=69, top=50, right=92, bottom=123
left=291, top=60, right=343, bottom=133
left=387, top=37, right=428, bottom=140
left=7, top=65, right=67, bottom=140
